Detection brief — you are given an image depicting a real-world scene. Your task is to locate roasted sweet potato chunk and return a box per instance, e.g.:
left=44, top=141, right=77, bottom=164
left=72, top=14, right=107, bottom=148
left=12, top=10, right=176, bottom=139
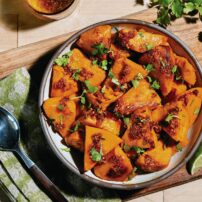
left=84, top=126, right=122, bottom=171
left=87, top=78, right=123, bottom=110
left=136, top=141, right=172, bottom=172
left=43, top=97, right=76, bottom=138
left=50, top=65, right=78, bottom=97
left=162, top=101, right=189, bottom=147
left=151, top=105, right=166, bottom=122
left=139, top=46, right=175, bottom=96
left=94, top=146, right=133, bottom=181
left=112, top=57, right=148, bottom=84
left=122, top=107, right=158, bottom=149
left=118, top=28, right=168, bottom=53
left=175, top=54, right=196, bottom=85
left=177, top=88, right=202, bottom=126
left=115, top=80, right=161, bottom=115
left=68, top=48, right=106, bottom=86
left=109, top=44, right=130, bottom=59
left=77, top=25, right=112, bottom=55
left=80, top=110, right=121, bottom=135
left=65, top=131, right=84, bottom=152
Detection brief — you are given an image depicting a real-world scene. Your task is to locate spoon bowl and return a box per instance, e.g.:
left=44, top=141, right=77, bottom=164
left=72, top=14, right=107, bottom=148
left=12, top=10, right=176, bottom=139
left=0, top=107, right=20, bottom=150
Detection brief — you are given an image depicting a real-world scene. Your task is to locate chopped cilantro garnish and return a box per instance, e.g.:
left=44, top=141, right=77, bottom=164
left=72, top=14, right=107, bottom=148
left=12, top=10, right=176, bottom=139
left=61, top=147, right=71, bottom=152
left=72, top=69, right=81, bottom=81
left=131, top=73, right=143, bottom=88
left=123, top=117, right=130, bottom=126
left=194, top=108, right=200, bottom=115
left=151, top=80, right=160, bottom=90
left=92, top=43, right=109, bottom=56
left=54, top=51, right=72, bottom=67
left=144, top=64, right=154, bottom=72
left=147, top=76, right=152, bottom=83
left=146, top=44, right=153, bottom=51
left=84, top=80, right=98, bottom=93
left=101, top=85, right=106, bottom=94
left=100, top=60, right=108, bottom=70
left=131, top=79, right=139, bottom=88
left=138, top=32, right=144, bottom=37
left=108, top=70, right=120, bottom=86
left=123, top=144, right=131, bottom=153
left=131, top=146, right=145, bottom=155
left=90, top=147, right=102, bottom=162
left=165, top=113, right=178, bottom=123
left=57, top=104, right=63, bottom=111
left=172, top=65, right=178, bottom=74
left=176, top=143, right=182, bottom=152
left=92, top=60, right=98, bottom=65
left=70, top=121, right=80, bottom=133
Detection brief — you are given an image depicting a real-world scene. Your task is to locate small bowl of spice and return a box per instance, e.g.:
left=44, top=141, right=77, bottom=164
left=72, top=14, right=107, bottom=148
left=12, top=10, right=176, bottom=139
left=26, top=0, right=80, bottom=21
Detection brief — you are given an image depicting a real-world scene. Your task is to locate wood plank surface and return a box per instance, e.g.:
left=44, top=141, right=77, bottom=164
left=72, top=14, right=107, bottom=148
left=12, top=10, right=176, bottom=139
left=0, top=7, right=201, bottom=200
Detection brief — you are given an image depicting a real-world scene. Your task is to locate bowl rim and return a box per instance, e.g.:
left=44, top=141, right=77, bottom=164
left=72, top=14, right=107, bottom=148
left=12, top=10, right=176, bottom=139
left=39, top=19, right=202, bottom=190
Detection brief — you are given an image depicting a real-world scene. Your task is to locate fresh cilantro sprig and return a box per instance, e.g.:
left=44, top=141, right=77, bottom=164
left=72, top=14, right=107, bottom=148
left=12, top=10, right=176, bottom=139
left=151, top=0, right=202, bottom=27
left=90, top=147, right=103, bottom=162
left=84, top=80, right=98, bottom=93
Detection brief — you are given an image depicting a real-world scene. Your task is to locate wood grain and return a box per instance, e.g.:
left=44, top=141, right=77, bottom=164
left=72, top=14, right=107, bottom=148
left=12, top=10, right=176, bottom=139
left=0, top=7, right=201, bottom=200
left=1, top=8, right=202, bottom=79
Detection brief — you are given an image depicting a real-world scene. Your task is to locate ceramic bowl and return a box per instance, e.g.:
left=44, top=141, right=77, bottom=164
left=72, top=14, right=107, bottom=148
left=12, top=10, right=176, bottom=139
left=39, top=19, right=202, bottom=190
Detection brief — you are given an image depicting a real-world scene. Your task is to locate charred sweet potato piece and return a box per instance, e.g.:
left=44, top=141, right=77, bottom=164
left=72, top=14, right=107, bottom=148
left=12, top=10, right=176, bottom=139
left=174, top=54, right=196, bottom=85
left=84, top=126, right=122, bottom=171
left=122, top=107, right=158, bottom=149
left=136, top=141, right=172, bottom=172
left=87, top=78, right=123, bottom=110
left=77, top=25, right=112, bottom=55
left=118, top=28, right=168, bottom=53
left=177, top=88, right=202, bottom=126
left=115, top=80, right=161, bottom=115
left=112, top=57, right=148, bottom=84
left=162, top=101, right=189, bottom=147
left=80, top=110, right=121, bottom=135
left=50, top=65, right=78, bottom=97
left=65, top=131, right=84, bottom=152
left=43, top=97, right=76, bottom=138
left=94, top=146, right=133, bottom=181
left=139, top=46, right=176, bottom=96
left=109, top=44, right=130, bottom=59
left=68, top=49, right=106, bottom=86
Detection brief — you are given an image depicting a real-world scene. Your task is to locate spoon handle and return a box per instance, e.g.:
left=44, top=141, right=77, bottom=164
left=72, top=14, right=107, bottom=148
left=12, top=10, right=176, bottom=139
left=15, top=148, right=68, bottom=202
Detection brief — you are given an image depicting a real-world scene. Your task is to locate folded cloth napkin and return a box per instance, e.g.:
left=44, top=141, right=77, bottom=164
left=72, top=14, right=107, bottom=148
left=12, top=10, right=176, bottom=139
left=0, top=68, right=120, bottom=202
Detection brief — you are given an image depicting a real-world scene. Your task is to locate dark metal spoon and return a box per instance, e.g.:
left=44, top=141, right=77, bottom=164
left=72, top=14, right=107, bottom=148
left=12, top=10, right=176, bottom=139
left=0, top=107, right=67, bottom=202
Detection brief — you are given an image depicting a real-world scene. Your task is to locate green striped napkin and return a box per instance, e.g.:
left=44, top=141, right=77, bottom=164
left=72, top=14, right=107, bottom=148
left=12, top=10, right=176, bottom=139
left=0, top=68, right=120, bottom=202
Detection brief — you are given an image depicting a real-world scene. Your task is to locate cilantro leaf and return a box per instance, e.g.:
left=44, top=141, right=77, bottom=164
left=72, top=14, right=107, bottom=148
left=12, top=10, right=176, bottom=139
left=176, top=143, right=182, bottom=152
left=72, top=69, right=81, bottom=81
left=165, top=113, right=179, bottom=123
left=184, top=2, right=195, bottom=14
left=151, top=80, right=160, bottom=90
left=172, top=65, right=178, bottom=74
left=131, top=146, right=145, bottom=155
left=54, top=51, right=72, bottom=67
left=90, top=148, right=102, bottom=162
left=144, top=64, right=154, bottom=72
left=171, top=0, right=183, bottom=18
left=84, top=80, right=98, bottom=93
left=194, top=108, right=200, bottom=115
left=108, top=70, right=120, bottom=86
left=131, top=79, right=139, bottom=88
left=61, top=147, right=71, bottom=152
left=123, top=117, right=130, bottom=126
left=92, top=43, right=109, bottom=56
left=57, top=104, right=63, bottom=111
left=70, top=121, right=80, bottom=133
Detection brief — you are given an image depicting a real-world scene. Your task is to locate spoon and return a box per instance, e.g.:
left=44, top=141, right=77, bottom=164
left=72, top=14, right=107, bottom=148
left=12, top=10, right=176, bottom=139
left=0, top=107, right=67, bottom=202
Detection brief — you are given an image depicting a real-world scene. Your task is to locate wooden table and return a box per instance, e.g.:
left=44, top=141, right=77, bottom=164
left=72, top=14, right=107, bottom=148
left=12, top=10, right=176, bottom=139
left=0, top=0, right=202, bottom=201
